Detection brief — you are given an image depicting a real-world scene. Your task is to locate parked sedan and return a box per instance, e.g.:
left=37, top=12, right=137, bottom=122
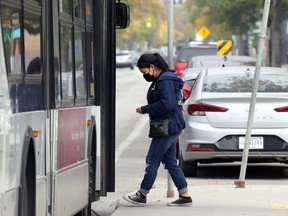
left=179, top=66, right=288, bottom=177
left=116, top=50, right=134, bottom=70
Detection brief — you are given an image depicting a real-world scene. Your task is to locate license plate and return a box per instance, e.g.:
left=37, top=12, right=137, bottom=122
left=239, top=137, right=264, bottom=149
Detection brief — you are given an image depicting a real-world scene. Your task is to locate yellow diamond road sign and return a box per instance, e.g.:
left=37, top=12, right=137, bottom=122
left=198, top=26, right=210, bottom=39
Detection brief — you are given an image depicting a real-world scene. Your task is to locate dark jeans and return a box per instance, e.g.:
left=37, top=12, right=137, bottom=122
left=139, top=132, right=188, bottom=195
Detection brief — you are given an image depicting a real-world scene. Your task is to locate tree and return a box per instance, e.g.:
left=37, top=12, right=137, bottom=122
left=116, top=0, right=166, bottom=50
left=184, top=0, right=288, bottom=65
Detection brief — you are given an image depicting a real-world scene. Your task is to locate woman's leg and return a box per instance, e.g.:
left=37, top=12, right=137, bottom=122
left=139, top=136, right=169, bottom=194
left=161, top=134, right=188, bottom=194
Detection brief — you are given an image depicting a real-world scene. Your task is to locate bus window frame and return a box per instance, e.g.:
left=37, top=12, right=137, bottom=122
left=58, top=0, right=92, bottom=108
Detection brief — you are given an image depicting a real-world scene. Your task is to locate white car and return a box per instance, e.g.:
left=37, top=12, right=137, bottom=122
left=179, top=66, right=288, bottom=177
left=116, top=50, right=134, bottom=70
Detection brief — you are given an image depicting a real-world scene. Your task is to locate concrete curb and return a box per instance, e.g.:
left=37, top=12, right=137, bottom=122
left=92, top=185, right=288, bottom=216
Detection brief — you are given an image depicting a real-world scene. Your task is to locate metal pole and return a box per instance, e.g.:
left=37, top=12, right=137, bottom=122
left=167, top=0, right=174, bottom=69
left=167, top=0, right=174, bottom=198
left=235, top=0, right=271, bottom=188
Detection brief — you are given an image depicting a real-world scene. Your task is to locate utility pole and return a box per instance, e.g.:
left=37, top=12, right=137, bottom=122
left=167, top=0, right=174, bottom=198
left=235, top=0, right=271, bottom=188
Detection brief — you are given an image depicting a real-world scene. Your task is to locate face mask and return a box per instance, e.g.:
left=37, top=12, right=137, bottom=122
left=143, top=73, right=155, bottom=82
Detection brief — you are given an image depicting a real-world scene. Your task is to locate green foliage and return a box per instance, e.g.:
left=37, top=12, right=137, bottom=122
left=116, top=0, right=288, bottom=50
left=186, top=0, right=262, bottom=39
left=116, top=0, right=165, bottom=49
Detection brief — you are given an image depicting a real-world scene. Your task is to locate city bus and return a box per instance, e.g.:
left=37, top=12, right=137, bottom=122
left=0, top=0, right=129, bottom=215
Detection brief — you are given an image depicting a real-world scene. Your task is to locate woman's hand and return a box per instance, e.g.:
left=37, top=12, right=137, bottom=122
left=136, top=107, right=142, bottom=114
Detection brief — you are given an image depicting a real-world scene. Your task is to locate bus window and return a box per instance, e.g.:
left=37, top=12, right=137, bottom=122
left=23, top=5, right=43, bottom=111
left=60, top=24, right=73, bottom=100
left=1, top=4, right=43, bottom=112
left=85, top=0, right=93, bottom=25
left=73, top=0, right=84, bottom=20
left=59, top=0, right=73, bottom=16
left=86, top=34, right=94, bottom=100
left=1, top=7, right=22, bottom=74
left=74, top=29, right=86, bottom=100
left=24, top=10, right=41, bottom=74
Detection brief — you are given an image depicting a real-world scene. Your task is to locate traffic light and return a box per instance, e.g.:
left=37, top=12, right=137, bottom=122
left=145, top=18, right=152, bottom=28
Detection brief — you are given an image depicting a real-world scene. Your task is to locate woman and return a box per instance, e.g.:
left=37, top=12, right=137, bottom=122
left=123, top=53, right=192, bottom=206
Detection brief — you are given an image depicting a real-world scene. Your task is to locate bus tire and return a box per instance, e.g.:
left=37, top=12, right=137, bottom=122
left=20, top=139, right=36, bottom=216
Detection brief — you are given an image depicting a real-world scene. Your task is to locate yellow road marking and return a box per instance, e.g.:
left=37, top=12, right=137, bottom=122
left=271, top=202, right=288, bottom=209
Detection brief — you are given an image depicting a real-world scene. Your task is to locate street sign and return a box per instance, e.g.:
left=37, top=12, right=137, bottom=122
left=217, top=40, right=232, bottom=56
left=198, top=26, right=210, bottom=39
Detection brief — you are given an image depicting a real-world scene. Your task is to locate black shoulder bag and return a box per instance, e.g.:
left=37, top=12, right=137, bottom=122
left=149, top=116, right=173, bottom=138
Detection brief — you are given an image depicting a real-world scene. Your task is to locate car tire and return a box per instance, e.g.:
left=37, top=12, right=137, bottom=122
left=179, top=154, right=197, bottom=177
left=130, top=65, right=134, bottom=70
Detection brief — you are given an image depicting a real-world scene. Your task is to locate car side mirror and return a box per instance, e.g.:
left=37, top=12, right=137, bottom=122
left=116, top=2, right=130, bottom=29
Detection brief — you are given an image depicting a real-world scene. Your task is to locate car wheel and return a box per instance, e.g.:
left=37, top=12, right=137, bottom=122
left=130, top=65, right=134, bottom=70
left=179, top=154, right=197, bottom=177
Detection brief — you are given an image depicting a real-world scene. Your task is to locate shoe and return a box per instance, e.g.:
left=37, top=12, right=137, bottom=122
left=123, top=191, right=147, bottom=206
left=167, top=196, right=192, bottom=206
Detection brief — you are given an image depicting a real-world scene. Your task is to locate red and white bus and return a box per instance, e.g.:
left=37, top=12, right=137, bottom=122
left=0, top=0, right=129, bottom=215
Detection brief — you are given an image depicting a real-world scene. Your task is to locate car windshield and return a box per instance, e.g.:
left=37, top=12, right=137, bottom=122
left=192, top=60, right=256, bottom=68
left=203, top=74, right=288, bottom=93
left=177, top=47, right=217, bottom=62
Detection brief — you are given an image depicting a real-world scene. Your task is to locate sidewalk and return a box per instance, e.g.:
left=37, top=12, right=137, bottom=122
left=92, top=184, right=288, bottom=216
left=281, top=63, right=288, bottom=69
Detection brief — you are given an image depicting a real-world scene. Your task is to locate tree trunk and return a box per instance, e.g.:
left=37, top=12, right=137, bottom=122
left=235, top=34, right=249, bottom=56
left=270, top=0, right=282, bottom=67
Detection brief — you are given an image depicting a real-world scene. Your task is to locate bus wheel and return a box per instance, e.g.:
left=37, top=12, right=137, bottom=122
left=20, top=143, right=36, bottom=216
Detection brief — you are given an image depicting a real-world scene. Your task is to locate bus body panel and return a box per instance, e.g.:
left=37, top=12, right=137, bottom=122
left=36, top=177, right=47, bottom=216
left=2, top=188, right=17, bottom=216
left=1, top=111, right=46, bottom=215
left=52, top=107, right=89, bottom=215
left=5, top=112, right=46, bottom=189
left=56, top=108, right=87, bottom=170
left=0, top=13, right=11, bottom=214
left=54, top=162, right=88, bottom=216
left=51, top=106, right=99, bottom=215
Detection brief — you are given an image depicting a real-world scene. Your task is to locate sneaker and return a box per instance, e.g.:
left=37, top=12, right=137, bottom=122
left=123, top=191, right=147, bottom=206
left=167, top=196, right=192, bottom=206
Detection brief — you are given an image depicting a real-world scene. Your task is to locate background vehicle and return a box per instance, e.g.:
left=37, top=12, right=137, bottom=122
left=187, top=55, right=257, bottom=68
left=179, top=66, right=288, bottom=177
left=182, top=55, right=257, bottom=101
left=116, top=50, right=134, bottom=70
left=174, top=43, right=217, bottom=77
left=0, top=1, right=129, bottom=215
